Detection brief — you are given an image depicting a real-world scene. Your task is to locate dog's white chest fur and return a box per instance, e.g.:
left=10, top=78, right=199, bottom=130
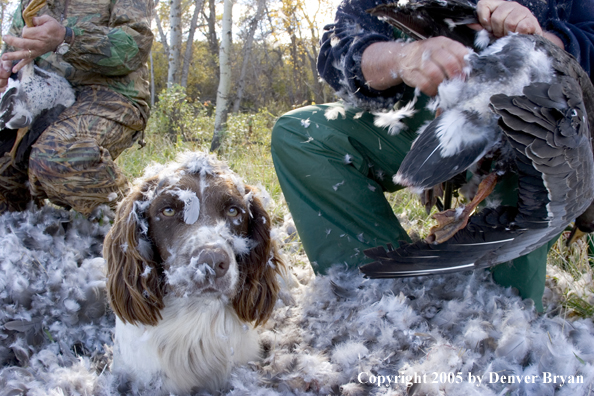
left=112, top=296, right=260, bottom=393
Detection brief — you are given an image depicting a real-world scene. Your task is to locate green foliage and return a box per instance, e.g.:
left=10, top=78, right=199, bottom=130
left=547, top=235, right=594, bottom=318
left=218, top=110, right=277, bottom=152
left=150, top=42, right=219, bottom=104
left=565, top=295, right=594, bottom=318
left=183, top=41, right=220, bottom=100
left=147, top=85, right=214, bottom=143
left=386, top=189, right=437, bottom=241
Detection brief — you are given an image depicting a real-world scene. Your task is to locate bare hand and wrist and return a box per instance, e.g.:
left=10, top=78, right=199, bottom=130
left=362, top=0, right=565, bottom=97
left=362, top=37, right=469, bottom=97
left=0, top=15, right=68, bottom=92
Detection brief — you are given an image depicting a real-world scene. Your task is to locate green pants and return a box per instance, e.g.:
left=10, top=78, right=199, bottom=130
left=271, top=101, right=551, bottom=311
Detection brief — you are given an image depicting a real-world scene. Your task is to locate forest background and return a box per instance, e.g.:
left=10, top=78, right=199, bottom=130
left=0, top=0, right=338, bottom=150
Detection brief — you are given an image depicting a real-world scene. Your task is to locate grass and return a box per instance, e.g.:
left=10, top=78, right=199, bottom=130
left=116, top=96, right=594, bottom=319
left=548, top=233, right=594, bottom=318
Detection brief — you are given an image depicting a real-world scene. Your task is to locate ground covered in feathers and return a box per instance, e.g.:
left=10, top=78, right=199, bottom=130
left=1, top=206, right=593, bottom=395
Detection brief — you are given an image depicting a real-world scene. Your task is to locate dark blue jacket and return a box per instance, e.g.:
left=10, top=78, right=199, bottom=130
left=318, top=0, right=594, bottom=110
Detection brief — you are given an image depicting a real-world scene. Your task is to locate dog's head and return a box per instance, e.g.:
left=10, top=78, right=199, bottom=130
left=104, top=152, right=283, bottom=327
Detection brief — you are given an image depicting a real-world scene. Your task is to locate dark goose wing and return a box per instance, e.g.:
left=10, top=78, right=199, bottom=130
left=361, top=35, right=594, bottom=278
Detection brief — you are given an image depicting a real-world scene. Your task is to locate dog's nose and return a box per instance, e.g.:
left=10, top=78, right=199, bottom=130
left=203, top=248, right=230, bottom=278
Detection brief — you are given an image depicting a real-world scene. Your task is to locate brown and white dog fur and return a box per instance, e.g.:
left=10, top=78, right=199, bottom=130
left=103, top=152, right=283, bottom=394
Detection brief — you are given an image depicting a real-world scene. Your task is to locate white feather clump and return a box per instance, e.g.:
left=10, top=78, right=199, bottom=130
left=168, top=188, right=200, bottom=225
left=165, top=259, right=215, bottom=296
left=324, top=105, right=346, bottom=121
left=240, top=261, right=594, bottom=395
left=2, top=207, right=594, bottom=395
left=372, top=98, right=418, bottom=135
left=0, top=206, right=113, bottom=394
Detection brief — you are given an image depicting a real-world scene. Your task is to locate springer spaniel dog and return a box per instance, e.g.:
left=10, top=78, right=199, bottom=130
left=103, top=152, right=283, bottom=394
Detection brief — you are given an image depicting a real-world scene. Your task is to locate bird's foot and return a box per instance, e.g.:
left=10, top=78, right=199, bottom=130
left=567, top=203, right=594, bottom=246
left=566, top=227, right=588, bottom=246
left=23, top=0, right=46, bottom=28
left=426, top=207, right=470, bottom=244
left=9, top=127, right=29, bottom=158
left=421, top=183, right=444, bottom=215
left=425, top=172, right=498, bottom=244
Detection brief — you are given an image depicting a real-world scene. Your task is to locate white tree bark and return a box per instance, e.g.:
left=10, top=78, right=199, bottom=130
left=180, top=0, right=206, bottom=88
left=167, top=0, right=183, bottom=87
left=210, top=0, right=234, bottom=151
left=150, top=51, right=155, bottom=107
left=153, top=0, right=170, bottom=58
left=232, top=0, right=267, bottom=113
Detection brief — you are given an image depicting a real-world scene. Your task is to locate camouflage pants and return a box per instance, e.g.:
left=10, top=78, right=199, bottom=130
left=0, top=86, right=145, bottom=216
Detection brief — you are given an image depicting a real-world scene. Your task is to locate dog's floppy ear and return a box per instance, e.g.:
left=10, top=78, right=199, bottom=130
left=104, top=181, right=165, bottom=326
left=233, top=185, right=284, bottom=326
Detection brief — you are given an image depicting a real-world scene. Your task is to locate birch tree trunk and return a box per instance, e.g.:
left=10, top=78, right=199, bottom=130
left=154, top=0, right=170, bottom=58
left=207, top=0, right=219, bottom=59
left=180, top=0, right=205, bottom=88
left=232, top=0, right=267, bottom=113
left=210, top=0, right=234, bottom=152
left=167, top=0, right=183, bottom=87
left=300, top=1, right=325, bottom=104
left=150, top=51, right=155, bottom=107
left=204, top=0, right=220, bottom=81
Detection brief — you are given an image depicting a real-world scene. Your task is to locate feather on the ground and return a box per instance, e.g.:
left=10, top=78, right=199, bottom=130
left=1, top=207, right=594, bottom=395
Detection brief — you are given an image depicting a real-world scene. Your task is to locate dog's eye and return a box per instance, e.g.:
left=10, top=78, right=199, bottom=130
left=227, top=207, right=240, bottom=217
left=162, top=207, right=176, bottom=217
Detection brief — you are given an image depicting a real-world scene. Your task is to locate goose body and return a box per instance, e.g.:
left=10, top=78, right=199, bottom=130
left=0, top=63, right=75, bottom=130
left=394, top=33, right=557, bottom=190
left=361, top=0, right=594, bottom=278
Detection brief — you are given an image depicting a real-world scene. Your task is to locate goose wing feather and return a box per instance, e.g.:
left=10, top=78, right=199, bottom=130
left=362, top=38, right=594, bottom=278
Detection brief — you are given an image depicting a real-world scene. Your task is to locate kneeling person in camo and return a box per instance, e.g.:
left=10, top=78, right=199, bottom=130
left=0, top=0, right=153, bottom=216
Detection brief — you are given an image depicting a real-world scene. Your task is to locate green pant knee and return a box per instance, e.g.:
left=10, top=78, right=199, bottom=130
left=272, top=104, right=413, bottom=273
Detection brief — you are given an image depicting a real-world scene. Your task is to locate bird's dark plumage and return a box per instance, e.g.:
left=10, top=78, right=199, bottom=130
left=361, top=0, right=594, bottom=278
left=367, top=0, right=481, bottom=50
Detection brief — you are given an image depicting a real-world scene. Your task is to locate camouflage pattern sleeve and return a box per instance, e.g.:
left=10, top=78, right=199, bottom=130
left=63, top=0, right=154, bottom=77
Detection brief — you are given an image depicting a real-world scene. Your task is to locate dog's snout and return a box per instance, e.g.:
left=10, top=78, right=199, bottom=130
left=203, top=248, right=231, bottom=278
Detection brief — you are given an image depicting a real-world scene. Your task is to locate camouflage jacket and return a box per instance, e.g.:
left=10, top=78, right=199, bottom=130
left=6, top=0, right=154, bottom=121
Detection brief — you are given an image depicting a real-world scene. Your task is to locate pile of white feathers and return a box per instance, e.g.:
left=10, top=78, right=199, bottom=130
left=1, top=204, right=594, bottom=395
